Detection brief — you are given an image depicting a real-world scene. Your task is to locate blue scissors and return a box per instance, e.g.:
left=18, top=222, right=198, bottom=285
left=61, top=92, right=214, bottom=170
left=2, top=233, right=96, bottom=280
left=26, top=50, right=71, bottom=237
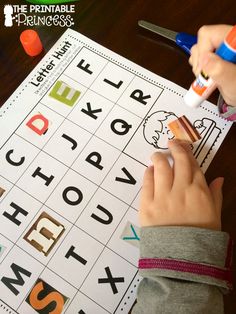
left=138, top=20, right=197, bottom=55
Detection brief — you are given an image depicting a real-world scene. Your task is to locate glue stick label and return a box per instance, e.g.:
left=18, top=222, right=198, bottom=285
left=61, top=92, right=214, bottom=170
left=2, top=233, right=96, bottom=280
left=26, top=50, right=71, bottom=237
left=191, top=73, right=213, bottom=97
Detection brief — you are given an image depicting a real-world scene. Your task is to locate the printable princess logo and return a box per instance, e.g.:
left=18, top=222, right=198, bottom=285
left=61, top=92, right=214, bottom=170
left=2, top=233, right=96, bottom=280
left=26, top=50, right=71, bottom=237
left=3, top=4, right=75, bottom=27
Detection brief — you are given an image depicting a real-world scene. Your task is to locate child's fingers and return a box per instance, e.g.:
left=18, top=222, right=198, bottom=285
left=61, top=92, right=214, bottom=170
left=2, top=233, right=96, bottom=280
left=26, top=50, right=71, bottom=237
left=190, top=25, right=231, bottom=76
left=209, top=177, right=224, bottom=216
left=175, top=141, right=213, bottom=190
left=151, top=152, right=173, bottom=197
left=168, top=140, right=193, bottom=188
left=172, top=139, right=203, bottom=174
left=189, top=44, right=199, bottom=75
left=202, top=52, right=236, bottom=82
left=197, top=25, right=231, bottom=56
left=140, top=165, right=154, bottom=204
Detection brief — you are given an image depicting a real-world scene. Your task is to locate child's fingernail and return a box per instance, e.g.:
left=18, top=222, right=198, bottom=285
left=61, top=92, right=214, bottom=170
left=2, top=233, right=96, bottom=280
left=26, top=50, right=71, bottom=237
left=168, top=139, right=182, bottom=151
left=218, top=177, right=224, bottom=188
left=168, top=139, right=192, bottom=154
left=168, top=139, right=180, bottom=145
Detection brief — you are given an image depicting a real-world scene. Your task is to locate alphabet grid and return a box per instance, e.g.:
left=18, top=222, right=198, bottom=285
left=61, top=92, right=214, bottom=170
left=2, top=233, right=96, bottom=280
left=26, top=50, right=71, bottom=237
left=0, top=29, right=231, bottom=314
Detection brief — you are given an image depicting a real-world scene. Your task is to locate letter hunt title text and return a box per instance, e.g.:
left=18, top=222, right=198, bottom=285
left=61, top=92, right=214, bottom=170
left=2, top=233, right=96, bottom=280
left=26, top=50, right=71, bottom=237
left=30, top=41, right=73, bottom=87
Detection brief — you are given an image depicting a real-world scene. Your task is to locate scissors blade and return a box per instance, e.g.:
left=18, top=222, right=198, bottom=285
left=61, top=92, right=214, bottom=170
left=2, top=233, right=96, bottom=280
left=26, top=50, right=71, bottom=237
left=138, top=20, right=177, bottom=42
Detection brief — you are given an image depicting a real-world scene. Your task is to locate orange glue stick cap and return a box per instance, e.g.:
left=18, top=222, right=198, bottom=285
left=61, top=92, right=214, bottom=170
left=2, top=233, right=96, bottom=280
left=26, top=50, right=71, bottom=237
left=20, top=29, right=43, bottom=57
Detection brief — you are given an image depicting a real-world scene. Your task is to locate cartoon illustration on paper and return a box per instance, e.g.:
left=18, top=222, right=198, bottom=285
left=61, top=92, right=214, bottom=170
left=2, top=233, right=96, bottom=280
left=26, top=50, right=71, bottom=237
left=143, top=111, right=221, bottom=167
left=192, top=117, right=221, bottom=166
left=143, top=111, right=177, bottom=149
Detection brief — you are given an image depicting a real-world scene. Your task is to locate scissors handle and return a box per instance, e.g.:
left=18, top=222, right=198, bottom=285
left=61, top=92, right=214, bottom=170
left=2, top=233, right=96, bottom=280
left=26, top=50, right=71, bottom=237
left=176, top=32, right=197, bottom=55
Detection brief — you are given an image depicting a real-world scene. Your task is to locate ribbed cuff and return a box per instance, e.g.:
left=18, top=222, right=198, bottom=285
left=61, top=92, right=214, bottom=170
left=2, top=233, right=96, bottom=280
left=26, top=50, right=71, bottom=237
left=139, top=226, right=233, bottom=290
left=218, top=94, right=236, bottom=121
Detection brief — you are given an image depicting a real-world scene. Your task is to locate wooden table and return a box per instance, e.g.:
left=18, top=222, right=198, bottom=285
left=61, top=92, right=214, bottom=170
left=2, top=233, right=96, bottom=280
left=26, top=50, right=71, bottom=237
left=0, top=0, right=235, bottom=312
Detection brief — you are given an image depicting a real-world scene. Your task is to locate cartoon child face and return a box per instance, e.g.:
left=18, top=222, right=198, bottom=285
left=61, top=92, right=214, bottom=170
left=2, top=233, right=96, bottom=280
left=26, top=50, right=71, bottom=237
left=143, top=111, right=177, bottom=149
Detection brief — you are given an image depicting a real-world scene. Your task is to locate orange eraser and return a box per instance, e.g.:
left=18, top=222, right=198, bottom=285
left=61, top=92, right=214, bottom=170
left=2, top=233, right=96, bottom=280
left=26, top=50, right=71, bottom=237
left=20, top=29, right=43, bottom=57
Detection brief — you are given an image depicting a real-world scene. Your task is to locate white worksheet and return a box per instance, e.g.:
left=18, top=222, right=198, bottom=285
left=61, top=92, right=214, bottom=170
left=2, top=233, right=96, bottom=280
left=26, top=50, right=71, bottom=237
left=0, top=28, right=231, bottom=314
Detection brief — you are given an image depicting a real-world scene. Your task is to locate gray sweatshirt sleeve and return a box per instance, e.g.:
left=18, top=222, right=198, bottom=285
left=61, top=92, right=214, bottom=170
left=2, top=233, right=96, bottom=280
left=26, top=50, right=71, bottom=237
left=132, top=226, right=233, bottom=314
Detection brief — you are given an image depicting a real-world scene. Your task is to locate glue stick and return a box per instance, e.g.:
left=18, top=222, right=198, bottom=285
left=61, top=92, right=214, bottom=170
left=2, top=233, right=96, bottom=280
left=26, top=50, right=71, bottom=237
left=184, top=25, right=236, bottom=108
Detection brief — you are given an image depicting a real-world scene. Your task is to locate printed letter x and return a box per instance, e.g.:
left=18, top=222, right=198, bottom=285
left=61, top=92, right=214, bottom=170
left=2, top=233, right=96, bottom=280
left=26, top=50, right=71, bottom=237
left=98, top=266, right=124, bottom=294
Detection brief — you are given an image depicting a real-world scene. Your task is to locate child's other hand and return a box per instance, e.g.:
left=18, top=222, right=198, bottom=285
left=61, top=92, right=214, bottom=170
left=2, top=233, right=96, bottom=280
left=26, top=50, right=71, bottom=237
left=139, top=140, right=223, bottom=231
left=189, top=24, right=236, bottom=107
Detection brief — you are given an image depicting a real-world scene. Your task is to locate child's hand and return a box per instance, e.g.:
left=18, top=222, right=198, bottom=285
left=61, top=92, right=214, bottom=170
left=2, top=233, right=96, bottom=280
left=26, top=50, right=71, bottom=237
left=139, top=140, right=223, bottom=231
left=189, top=24, right=236, bottom=107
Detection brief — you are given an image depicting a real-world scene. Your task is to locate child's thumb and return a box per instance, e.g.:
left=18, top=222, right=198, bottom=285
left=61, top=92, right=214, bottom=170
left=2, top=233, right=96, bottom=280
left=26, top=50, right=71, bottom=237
left=209, top=177, right=224, bottom=214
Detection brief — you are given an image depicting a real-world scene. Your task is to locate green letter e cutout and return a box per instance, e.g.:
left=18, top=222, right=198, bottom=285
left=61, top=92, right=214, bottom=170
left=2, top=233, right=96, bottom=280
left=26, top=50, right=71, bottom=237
left=49, top=81, right=81, bottom=107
